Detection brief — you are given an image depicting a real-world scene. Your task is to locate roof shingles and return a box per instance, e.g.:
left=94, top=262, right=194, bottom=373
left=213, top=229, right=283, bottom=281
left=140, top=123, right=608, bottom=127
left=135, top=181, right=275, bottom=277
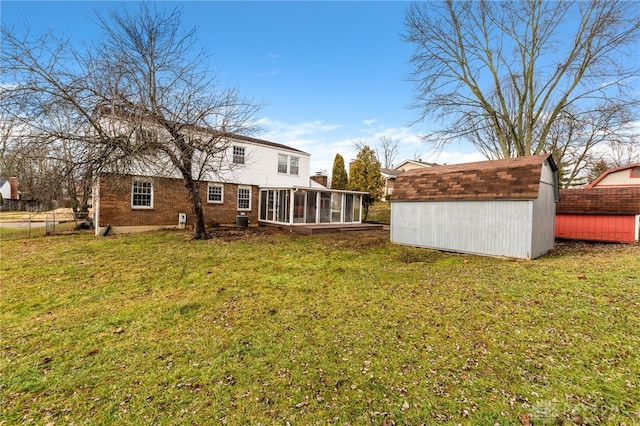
left=392, top=154, right=553, bottom=201
left=557, top=187, right=640, bottom=215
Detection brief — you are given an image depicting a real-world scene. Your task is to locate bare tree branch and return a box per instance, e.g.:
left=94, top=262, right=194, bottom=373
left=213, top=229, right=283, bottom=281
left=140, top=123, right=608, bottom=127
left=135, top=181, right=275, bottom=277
left=404, top=0, right=640, bottom=179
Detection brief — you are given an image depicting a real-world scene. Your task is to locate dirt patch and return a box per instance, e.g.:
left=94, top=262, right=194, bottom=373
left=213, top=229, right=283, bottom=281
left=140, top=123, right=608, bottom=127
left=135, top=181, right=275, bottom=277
left=549, top=239, right=640, bottom=256
left=205, top=226, right=292, bottom=242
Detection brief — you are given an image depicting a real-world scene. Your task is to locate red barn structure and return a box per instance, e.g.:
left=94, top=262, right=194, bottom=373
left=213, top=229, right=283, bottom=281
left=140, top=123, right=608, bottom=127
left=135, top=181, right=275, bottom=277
left=556, top=177, right=640, bottom=243
left=556, top=163, right=640, bottom=243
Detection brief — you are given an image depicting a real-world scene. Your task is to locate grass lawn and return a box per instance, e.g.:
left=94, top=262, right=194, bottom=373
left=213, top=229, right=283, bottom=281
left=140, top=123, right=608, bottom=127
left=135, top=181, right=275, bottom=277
left=367, top=202, right=391, bottom=224
left=1, top=228, right=638, bottom=425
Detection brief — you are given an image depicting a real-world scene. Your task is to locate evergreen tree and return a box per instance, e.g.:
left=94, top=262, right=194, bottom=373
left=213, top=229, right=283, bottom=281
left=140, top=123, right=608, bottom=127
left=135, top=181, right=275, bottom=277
left=586, top=159, right=611, bottom=185
left=330, top=154, right=348, bottom=190
left=348, top=145, right=385, bottom=221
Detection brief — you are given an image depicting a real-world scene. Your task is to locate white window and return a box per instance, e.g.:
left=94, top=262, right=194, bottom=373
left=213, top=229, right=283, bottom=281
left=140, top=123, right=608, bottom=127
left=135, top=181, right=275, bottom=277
left=233, top=146, right=245, bottom=164
left=289, top=156, right=299, bottom=175
left=207, top=183, right=224, bottom=204
left=277, top=153, right=300, bottom=175
left=238, top=186, right=251, bottom=210
left=278, top=154, right=288, bottom=174
left=131, top=180, right=153, bottom=208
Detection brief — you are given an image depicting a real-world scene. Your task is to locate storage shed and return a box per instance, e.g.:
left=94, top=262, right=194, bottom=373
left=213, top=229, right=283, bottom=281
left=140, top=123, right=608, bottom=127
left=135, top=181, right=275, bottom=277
left=391, top=154, right=559, bottom=259
left=555, top=187, right=640, bottom=243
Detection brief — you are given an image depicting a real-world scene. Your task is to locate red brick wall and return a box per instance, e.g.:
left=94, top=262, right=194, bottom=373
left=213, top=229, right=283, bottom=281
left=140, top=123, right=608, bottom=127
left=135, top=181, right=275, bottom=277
left=97, top=174, right=258, bottom=228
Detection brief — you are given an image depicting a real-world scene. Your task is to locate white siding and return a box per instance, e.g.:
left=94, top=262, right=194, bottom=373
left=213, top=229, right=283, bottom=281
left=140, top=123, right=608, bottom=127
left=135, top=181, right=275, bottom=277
left=530, top=161, right=557, bottom=257
left=0, top=182, right=11, bottom=200
left=124, top=138, right=310, bottom=188
left=213, top=141, right=310, bottom=187
left=391, top=200, right=536, bottom=259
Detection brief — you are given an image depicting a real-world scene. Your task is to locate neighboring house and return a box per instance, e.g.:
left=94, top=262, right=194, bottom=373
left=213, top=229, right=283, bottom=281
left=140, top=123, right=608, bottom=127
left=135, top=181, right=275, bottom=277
left=0, top=177, right=20, bottom=210
left=394, top=159, right=438, bottom=173
left=380, top=168, right=402, bottom=200
left=585, top=163, right=640, bottom=188
left=390, top=154, right=559, bottom=259
left=555, top=163, right=640, bottom=242
left=381, top=159, right=437, bottom=200
left=94, top=133, right=367, bottom=235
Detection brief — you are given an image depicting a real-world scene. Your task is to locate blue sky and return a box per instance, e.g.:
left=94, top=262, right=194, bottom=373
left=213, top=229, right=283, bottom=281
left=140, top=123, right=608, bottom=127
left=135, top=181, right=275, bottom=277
left=2, top=1, right=485, bottom=174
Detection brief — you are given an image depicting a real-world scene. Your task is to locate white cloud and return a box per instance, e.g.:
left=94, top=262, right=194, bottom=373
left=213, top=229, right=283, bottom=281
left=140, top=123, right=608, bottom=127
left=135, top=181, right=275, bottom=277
left=257, top=117, right=486, bottom=178
left=362, top=119, right=376, bottom=126
left=259, top=117, right=340, bottom=141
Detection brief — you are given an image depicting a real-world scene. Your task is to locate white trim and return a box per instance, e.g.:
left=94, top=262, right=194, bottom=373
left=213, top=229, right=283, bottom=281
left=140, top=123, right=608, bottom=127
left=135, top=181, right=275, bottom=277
left=131, top=179, right=154, bottom=209
left=232, top=145, right=245, bottom=165
left=207, top=183, right=224, bottom=204
left=237, top=185, right=252, bottom=211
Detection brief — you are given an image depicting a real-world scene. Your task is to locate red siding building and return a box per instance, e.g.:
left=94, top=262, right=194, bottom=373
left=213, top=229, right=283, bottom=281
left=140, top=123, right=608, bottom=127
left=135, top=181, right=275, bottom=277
left=555, top=186, right=640, bottom=243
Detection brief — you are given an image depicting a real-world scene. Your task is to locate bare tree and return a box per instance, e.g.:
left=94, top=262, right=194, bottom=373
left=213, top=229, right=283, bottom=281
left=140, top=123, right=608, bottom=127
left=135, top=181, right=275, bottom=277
left=376, top=136, right=400, bottom=169
left=353, top=137, right=400, bottom=169
left=1, top=4, right=260, bottom=239
left=404, top=1, right=640, bottom=175
left=91, top=5, right=261, bottom=239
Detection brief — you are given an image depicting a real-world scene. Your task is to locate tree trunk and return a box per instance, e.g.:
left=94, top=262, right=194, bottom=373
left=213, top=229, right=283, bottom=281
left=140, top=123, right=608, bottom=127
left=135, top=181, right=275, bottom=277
left=182, top=176, right=208, bottom=240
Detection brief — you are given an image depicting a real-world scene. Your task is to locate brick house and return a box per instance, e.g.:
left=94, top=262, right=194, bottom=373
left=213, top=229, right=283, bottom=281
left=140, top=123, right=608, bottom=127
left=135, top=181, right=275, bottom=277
left=390, top=155, right=559, bottom=259
left=94, top=133, right=368, bottom=235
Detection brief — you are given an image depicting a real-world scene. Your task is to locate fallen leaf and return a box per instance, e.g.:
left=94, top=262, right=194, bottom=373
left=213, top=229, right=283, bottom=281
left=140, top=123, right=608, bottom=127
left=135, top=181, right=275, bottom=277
left=113, top=327, right=124, bottom=334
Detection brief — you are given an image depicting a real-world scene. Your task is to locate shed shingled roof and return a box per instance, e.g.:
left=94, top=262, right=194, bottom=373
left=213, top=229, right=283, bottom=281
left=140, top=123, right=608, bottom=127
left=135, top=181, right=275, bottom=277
left=392, top=154, right=554, bottom=201
left=557, top=187, right=640, bottom=215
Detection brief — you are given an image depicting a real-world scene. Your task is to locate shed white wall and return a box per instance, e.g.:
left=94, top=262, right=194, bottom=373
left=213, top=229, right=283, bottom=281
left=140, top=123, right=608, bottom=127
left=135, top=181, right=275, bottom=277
left=530, top=162, right=557, bottom=257
left=391, top=200, right=536, bottom=259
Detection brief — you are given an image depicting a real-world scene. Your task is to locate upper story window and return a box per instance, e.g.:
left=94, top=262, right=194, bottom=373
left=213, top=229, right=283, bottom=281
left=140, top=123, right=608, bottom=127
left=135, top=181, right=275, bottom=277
left=207, top=183, right=224, bottom=203
left=631, top=167, right=640, bottom=178
left=233, top=146, right=245, bottom=164
left=277, top=153, right=300, bottom=175
left=278, top=154, right=288, bottom=174
left=131, top=180, right=153, bottom=208
left=289, top=156, right=299, bottom=175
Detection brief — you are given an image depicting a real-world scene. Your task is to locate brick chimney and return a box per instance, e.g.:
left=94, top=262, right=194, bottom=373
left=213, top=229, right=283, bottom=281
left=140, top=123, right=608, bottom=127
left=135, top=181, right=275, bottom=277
left=310, top=172, right=328, bottom=187
left=9, top=177, right=18, bottom=200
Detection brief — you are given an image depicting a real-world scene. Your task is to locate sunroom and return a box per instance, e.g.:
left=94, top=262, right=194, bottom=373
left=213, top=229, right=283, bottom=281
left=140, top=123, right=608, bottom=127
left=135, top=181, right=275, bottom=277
left=258, top=187, right=367, bottom=226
